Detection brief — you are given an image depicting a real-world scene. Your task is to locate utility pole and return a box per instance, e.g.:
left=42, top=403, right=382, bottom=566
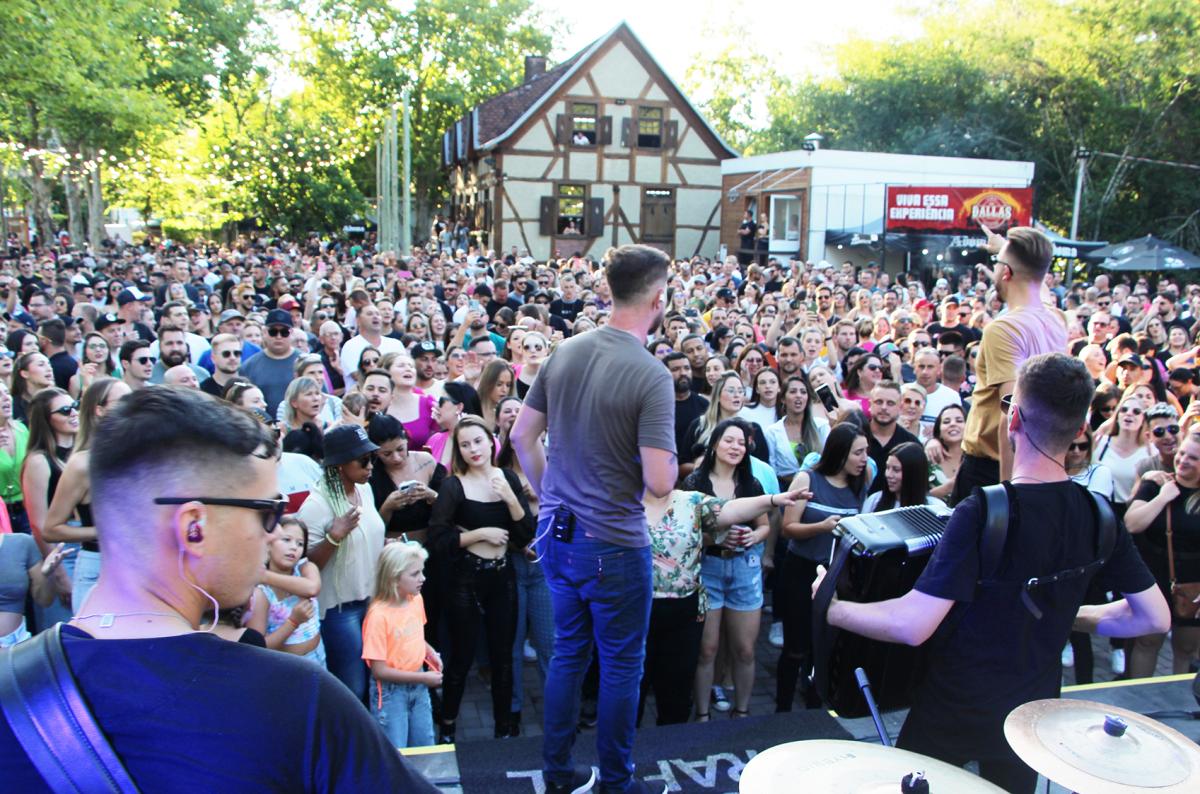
left=402, top=88, right=412, bottom=255
left=1067, top=146, right=1091, bottom=285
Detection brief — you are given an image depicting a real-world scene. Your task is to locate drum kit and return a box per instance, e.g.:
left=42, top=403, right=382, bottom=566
left=741, top=685, right=1200, bottom=792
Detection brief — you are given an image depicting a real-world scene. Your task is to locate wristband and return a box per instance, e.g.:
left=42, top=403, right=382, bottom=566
left=287, top=618, right=300, bottom=628
left=326, top=534, right=342, bottom=547
left=769, top=494, right=776, bottom=507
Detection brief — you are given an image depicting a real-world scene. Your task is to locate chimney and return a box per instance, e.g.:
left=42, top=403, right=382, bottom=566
left=803, top=132, right=825, bottom=151
left=524, top=55, right=547, bottom=83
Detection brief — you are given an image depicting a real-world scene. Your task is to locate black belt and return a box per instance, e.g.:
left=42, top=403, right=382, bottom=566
left=459, top=552, right=508, bottom=571
left=704, top=545, right=744, bottom=559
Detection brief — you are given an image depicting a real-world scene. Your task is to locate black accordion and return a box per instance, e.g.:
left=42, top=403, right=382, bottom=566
left=812, top=503, right=952, bottom=717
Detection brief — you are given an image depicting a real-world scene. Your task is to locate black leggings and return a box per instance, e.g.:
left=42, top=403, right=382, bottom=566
left=440, top=555, right=517, bottom=730
left=638, top=592, right=704, bottom=726
left=776, top=553, right=820, bottom=711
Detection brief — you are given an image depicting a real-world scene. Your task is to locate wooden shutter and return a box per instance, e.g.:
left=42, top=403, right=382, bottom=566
left=539, top=196, right=556, bottom=236
left=620, top=118, right=632, bottom=148
left=586, top=198, right=605, bottom=236
left=664, top=120, right=679, bottom=150
left=555, top=114, right=571, bottom=145
left=599, top=116, right=613, bottom=145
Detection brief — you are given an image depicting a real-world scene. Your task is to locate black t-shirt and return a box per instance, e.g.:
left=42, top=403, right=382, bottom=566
left=485, top=296, right=521, bottom=320
left=904, top=483, right=1154, bottom=757
left=926, top=321, right=980, bottom=344
left=673, top=392, right=709, bottom=460
left=866, top=424, right=919, bottom=493
left=200, top=375, right=226, bottom=398
left=1131, top=480, right=1200, bottom=615
left=0, top=626, right=439, bottom=793
left=738, top=220, right=757, bottom=249
left=550, top=298, right=585, bottom=324
left=48, top=350, right=78, bottom=390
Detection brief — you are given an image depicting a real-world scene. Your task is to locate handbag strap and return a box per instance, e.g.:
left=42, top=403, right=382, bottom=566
left=0, top=624, right=140, bottom=793
left=1166, top=497, right=1177, bottom=588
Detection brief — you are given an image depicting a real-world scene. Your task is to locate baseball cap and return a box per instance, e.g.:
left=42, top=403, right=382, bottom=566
left=1117, top=353, right=1145, bottom=368
left=935, top=278, right=949, bottom=289
left=915, top=299, right=932, bottom=311
left=95, top=313, right=126, bottom=331
left=277, top=294, right=300, bottom=311
left=410, top=340, right=439, bottom=357
left=218, top=309, right=246, bottom=325
left=117, top=287, right=152, bottom=306
left=716, top=288, right=735, bottom=301
left=265, top=308, right=293, bottom=328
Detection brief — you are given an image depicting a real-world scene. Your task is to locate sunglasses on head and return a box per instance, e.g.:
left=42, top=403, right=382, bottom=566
left=50, top=401, right=80, bottom=417
left=1153, top=424, right=1180, bottom=438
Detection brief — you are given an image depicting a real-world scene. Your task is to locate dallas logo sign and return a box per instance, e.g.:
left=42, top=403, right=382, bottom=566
left=885, top=186, right=1033, bottom=234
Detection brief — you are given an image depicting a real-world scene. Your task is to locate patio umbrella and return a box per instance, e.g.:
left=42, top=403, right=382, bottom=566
left=1093, top=235, right=1200, bottom=271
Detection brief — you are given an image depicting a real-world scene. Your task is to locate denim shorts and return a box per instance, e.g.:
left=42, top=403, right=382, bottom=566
left=700, top=548, right=764, bottom=611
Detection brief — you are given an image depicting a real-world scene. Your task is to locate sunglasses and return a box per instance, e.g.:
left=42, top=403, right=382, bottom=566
left=153, top=496, right=287, bottom=534
left=524, top=343, right=545, bottom=352
left=1068, top=442, right=1091, bottom=452
left=1118, top=405, right=1144, bottom=416
left=219, top=349, right=243, bottom=359
left=938, top=350, right=955, bottom=358
left=1152, top=424, right=1180, bottom=438
left=266, top=326, right=291, bottom=337
left=864, top=363, right=882, bottom=371
left=50, top=401, right=80, bottom=417
left=134, top=356, right=156, bottom=366
left=361, top=358, right=380, bottom=368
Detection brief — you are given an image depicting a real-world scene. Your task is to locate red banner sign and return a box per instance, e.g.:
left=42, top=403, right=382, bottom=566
left=885, top=186, right=1033, bottom=233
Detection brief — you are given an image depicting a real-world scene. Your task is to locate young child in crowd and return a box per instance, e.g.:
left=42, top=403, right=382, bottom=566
left=362, top=541, right=443, bottom=748
left=248, top=516, right=325, bottom=665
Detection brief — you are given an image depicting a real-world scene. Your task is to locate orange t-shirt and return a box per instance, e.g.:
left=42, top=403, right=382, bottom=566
left=361, top=595, right=426, bottom=673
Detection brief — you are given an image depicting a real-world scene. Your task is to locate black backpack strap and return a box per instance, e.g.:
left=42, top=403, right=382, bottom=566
left=1087, top=486, right=1118, bottom=561
left=0, top=624, right=140, bottom=793
left=977, top=483, right=1011, bottom=581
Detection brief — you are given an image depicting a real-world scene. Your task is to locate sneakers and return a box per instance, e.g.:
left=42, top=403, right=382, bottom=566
left=1061, top=643, right=1074, bottom=669
left=523, top=640, right=538, bottom=662
left=769, top=622, right=784, bottom=648
left=711, top=686, right=732, bottom=712
left=1111, top=648, right=1126, bottom=675
left=546, top=766, right=596, bottom=794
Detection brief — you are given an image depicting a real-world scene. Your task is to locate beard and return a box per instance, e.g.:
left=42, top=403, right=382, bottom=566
left=162, top=350, right=188, bottom=367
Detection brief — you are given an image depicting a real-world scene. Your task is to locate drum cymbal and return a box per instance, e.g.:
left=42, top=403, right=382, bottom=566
left=1005, top=698, right=1200, bottom=794
left=739, top=739, right=1006, bottom=793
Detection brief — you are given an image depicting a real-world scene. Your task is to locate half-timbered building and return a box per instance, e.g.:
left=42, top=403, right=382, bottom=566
left=443, top=22, right=736, bottom=260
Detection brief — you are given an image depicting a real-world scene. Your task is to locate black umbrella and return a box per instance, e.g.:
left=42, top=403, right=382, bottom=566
left=1093, top=235, right=1200, bottom=271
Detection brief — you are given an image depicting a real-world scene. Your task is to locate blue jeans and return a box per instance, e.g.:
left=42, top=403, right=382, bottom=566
left=321, top=598, right=369, bottom=705
left=511, top=552, right=554, bottom=713
left=371, top=680, right=435, bottom=748
left=72, top=549, right=102, bottom=614
left=540, top=521, right=652, bottom=793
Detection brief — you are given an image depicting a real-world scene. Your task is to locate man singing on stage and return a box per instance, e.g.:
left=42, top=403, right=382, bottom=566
left=512, top=245, right=677, bottom=794
left=816, top=353, right=1169, bottom=792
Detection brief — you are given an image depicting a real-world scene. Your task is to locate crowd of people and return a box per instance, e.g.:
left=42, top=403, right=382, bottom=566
left=0, top=226, right=1193, bottom=789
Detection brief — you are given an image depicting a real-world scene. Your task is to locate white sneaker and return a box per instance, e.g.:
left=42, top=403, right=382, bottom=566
left=711, top=686, right=732, bottom=712
left=769, top=622, right=784, bottom=648
left=523, top=640, right=537, bottom=662
left=1061, top=643, right=1074, bottom=669
left=1111, top=648, right=1126, bottom=675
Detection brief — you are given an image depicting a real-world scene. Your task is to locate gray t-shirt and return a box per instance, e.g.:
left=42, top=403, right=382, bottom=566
left=240, top=350, right=300, bottom=416
left=526, top=325, right=675, bottom=547
left=0, top=534, right=40, bottom=614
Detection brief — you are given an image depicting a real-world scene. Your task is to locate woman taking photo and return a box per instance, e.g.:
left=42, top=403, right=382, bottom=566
left=382, top=352, right=440, bottom=451
left=862, top=441, right=938, bottom=512
left=928, top=404, right=966, bottom=502
left=685, top=419, right=770, bottom=720
left=683, top=371, right=769, bottom=464
left=20, top=387, right=80, bottom=629
left=42, top=377, right=132, bottom=611
left=429, top=417, right=533, bottom=742
left=69, top=333, right=117, bottom=398
left=777, top=423, right=870, bottom=711
left=298, top=424, right=387, bottom=704
left=1124, top=431, right=1200, bottom=678
left=0, top=383, right=30, bottom=535
left=11, top=351, right=54, bottom=423
left=765, top=373, right=829, bottom=484
left=1095, top=391, right=1155, bottom=516
left=733, top=345, right=767, bottom=389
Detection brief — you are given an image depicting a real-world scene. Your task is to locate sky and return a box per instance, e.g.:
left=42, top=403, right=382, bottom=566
left=535, top=0, right=928, bottom=85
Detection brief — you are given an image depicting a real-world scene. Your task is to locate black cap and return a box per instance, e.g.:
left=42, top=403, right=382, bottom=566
left=264, top=308, right=293, bottom=328
left=410, top=340, right=439, bottom=357
left=322, top=424, right=379, bottom=468
left=1117, top=353, right=1146, bottom=369
left=716, top=288, right=735, bottom=301
left=95, top=313, right=126, bottom=331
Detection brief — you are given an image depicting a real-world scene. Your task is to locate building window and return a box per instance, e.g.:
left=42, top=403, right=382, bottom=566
left=557, top=183, right=586, bottom=234
left=571, top=103, right=597, bottom=145
left=637, top=107, right=663, bottom=148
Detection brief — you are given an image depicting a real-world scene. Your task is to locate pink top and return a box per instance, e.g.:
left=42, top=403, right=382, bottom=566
left=397, top=392, right=440, bottom=451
